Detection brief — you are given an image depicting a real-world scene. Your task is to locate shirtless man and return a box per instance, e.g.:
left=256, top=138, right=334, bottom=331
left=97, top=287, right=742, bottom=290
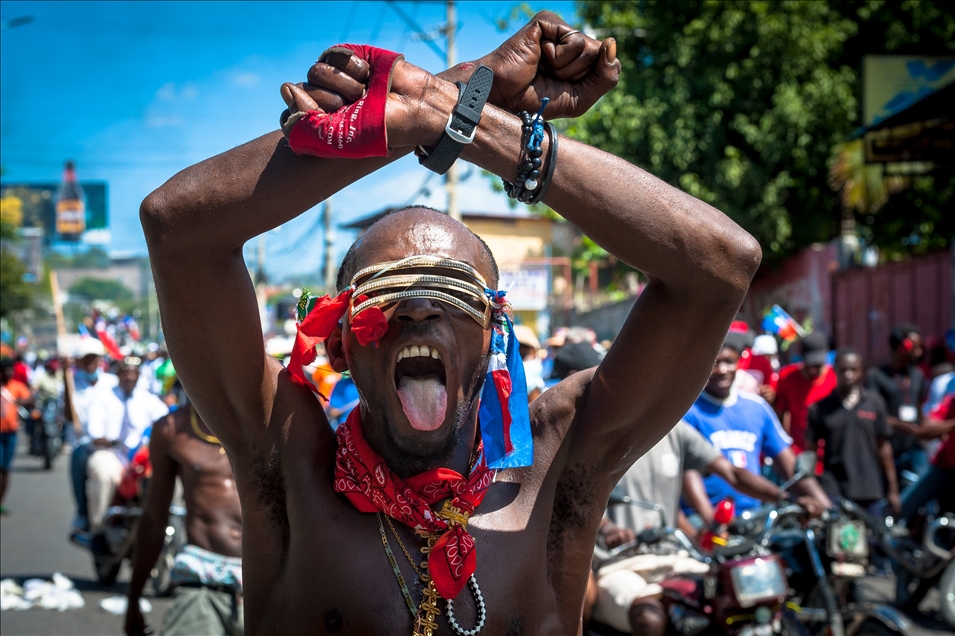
left=141, top=13, right=761, bottom=635
left=125, top=403, right=242, bottom=636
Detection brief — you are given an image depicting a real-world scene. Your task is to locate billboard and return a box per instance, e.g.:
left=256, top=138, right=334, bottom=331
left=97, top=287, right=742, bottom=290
left=0, top=182, right=109, bottom=244
left=499, top=267, right=549, bottom=311
left=862, top=56, right=955, bottom=127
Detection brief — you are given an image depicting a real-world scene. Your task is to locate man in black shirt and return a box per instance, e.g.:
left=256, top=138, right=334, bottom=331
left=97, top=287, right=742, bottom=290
left=865, top=324, right=928, bottom=480
left=807, top=348, right=900, bottom=514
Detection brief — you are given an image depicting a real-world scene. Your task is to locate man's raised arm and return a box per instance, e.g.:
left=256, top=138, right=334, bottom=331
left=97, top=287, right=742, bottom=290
left=141, top=13, right=616, bottom=456
left=453, top=91, right=762, bottom=482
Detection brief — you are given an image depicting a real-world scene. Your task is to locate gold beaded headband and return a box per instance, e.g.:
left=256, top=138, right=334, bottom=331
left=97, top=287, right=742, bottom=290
left=342, top=255, right=495, bottom=329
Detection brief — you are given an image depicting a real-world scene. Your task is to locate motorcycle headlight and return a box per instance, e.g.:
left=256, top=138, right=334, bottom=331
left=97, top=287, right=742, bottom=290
left=828, top=520, right=868, bottom=558
left=730, top=557, right=787, bottom=608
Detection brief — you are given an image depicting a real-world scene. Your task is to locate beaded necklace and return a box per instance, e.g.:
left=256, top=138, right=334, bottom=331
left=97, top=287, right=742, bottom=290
left=374, top=446, right=488, bottom=636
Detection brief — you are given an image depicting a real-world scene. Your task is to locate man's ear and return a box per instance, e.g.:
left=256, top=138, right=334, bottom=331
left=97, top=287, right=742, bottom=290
left=324, top=325, right=349, bottom=373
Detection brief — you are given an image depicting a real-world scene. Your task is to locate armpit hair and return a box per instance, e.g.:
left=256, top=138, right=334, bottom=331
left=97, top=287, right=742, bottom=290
left=248, top=444, right=290, bottom=559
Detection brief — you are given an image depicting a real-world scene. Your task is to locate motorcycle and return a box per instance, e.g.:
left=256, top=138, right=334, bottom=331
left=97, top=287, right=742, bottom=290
left=736, top=453, right=912, bottom=636
left=20, top=397, right=63, bottom=470
left=70, top=445, right=185, bottom=588
left=588, top=495, right=793, bottom=636
left=885, top=510, right=955, bottom=625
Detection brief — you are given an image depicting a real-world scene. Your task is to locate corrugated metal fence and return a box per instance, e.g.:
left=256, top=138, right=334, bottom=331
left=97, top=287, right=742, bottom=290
left=832, top=250, right=952, bottom=365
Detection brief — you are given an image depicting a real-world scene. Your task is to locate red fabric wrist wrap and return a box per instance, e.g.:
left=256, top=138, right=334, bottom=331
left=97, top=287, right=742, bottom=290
left=287, top=44, right=403, bottom=158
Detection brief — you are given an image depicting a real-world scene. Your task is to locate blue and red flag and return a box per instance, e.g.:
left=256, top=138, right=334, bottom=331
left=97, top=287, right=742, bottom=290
left=761, top=305, right=806, bottom=342
left=478, top=309, right=533, bottom=470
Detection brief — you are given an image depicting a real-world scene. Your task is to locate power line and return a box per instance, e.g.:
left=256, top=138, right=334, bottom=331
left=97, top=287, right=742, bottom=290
left=384, top=0, right=446, bottom=61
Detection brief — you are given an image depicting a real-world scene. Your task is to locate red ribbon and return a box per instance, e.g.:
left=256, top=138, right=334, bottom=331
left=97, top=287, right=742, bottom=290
left=333, top=409, right=494, bottom=599
left=288, top=290, right=389, bottom=388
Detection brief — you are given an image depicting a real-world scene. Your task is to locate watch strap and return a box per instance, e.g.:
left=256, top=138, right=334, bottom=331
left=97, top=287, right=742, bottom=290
left=419, top=65, right=494, bottom=175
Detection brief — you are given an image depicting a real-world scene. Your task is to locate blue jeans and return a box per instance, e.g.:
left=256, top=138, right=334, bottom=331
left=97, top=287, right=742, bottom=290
left=901, top=465, right=955, bottom=523
left=896, top=448, right=930, bottom=488
left=0, top=431, right=17, bottom=472
left=70, top=441, right=94, bottom=520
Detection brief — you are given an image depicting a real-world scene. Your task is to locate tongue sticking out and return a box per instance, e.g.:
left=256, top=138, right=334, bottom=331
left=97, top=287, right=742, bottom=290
left=397, top=376, right=448, bottom=431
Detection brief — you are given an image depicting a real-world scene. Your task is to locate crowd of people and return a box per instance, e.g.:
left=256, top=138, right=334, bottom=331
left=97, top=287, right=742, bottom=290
left=1, top=11, right=952, bottom=635
left=2, top=317, right=953, bottom=635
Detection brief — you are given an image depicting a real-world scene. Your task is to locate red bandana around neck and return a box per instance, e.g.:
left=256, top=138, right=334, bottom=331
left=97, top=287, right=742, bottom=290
left=333, top=408, right=495, bottom=600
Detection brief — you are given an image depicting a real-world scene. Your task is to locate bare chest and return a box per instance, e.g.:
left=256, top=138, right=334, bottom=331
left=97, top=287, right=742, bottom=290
left=251, top=480, right=576, bottom=635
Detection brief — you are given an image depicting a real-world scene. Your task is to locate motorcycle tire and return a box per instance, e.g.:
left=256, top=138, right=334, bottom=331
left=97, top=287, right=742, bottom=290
left=91, top=535, right=122, bottom=585
left=853, top=620, right=902, bottom=636
left=150, top=535, right=177, bottom=597
left=940, top=559, right=955, bottom=628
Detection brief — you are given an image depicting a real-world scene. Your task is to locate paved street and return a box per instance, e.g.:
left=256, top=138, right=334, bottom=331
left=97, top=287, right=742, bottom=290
left=1, top=436, right=172, bottom=636
left=1, top=434, right=952, bottom=635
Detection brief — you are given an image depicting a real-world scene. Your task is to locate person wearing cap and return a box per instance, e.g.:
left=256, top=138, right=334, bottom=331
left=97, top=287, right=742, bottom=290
left=774, top=332, right=836, bottom=454
left=64, top=337, right=119, bottom=530
left=738, top=334, right=779, bottom=403
left=681, top=333, right=831, bottom=514
left=80, top=357, right=168, bottom=533
left=865, top=323, right=930, bottom=481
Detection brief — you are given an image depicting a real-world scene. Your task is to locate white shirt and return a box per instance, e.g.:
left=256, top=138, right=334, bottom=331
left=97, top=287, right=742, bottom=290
left=72, top=371, right=119, bottom=431
left=85, top=385, right=168, bottom=456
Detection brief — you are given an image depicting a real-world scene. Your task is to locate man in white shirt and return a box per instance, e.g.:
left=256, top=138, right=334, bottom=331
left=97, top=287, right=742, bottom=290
left=66, top=338, right=119, bottom=530
left=84, top=357, right=167, bottom=530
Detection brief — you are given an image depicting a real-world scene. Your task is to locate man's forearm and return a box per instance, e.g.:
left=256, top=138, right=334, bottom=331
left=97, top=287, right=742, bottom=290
left=141, top=66, right=479, bottom=262
left=127, top=512, right=169, bottom=602
left=726, top=465, right=782, bottom=503
left=459, top=100, right=760, bottom=299
left=879, top=440, right=900, bottom=496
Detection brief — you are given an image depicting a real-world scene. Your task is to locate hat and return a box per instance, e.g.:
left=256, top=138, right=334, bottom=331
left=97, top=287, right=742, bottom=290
left=722, top=332, right=749, bottom=355
left=752, top=335, right=778, bottom=356
left=76, top=338, right=106, bottom=359
left=799, top=332, right=829, bottom=366
left=512, top=325, right=540, bottom=351
left=551, top=342, right=601, bottom=381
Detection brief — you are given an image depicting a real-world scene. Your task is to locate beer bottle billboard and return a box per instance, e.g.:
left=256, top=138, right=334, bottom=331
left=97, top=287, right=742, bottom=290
left=56, top=160, right=86, bottom=240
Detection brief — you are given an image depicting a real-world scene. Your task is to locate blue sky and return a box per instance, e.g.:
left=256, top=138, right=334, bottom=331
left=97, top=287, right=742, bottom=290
left=0, top=0, right=578, bottom=279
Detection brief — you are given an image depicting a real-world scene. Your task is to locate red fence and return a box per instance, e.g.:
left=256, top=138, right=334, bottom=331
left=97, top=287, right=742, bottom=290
left=832, top=250, right=952, bottom=366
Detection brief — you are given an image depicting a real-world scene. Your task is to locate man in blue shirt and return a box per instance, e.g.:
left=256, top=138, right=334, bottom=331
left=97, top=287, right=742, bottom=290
left=683, top=332, right=831, bottom=512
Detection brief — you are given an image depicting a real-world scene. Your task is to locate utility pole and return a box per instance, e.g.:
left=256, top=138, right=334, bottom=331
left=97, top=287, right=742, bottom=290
left=322, top=197, right=336, bottom=292
left=445, top=0, right=461, bottom=222
left=255, top=234, right=266, bottom=285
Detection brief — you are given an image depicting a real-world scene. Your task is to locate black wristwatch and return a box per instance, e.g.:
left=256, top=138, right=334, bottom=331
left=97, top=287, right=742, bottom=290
left=417, top=65, right=494, bottom=175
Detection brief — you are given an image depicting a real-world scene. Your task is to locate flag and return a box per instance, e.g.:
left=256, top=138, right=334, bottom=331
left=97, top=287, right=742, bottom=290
left=478, top=312, right=533, bottom=469
left=123, top=316, right=141, bottom=342
left=761, top=305, right=806, bottom=342
left=93, top=317, right=124, bottom=360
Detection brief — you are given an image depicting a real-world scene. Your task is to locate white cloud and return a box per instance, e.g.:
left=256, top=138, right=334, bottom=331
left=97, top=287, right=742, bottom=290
left=145, top=115, right=183, bottom=128
left=154, top=81, right=198, bottom=102
left=232, top=72, right=260, bottom=88
left=155, top=82, right=176, bottom=101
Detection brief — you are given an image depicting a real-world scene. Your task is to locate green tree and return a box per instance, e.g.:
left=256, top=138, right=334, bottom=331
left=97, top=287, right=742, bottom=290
left=0, top=195, right=33, bottom=318
left=571, top=0, right=955, bottom=262
left=68, top=277, right=135, bottom=305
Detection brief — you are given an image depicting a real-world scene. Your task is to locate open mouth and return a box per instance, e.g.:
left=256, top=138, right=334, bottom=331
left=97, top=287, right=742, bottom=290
left=394, top=344, right=448, bottom=432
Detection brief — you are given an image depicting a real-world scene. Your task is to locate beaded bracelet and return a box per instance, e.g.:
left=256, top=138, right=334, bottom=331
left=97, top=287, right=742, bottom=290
left=503, top=98, right=550, bottom=204
left=526, top=122, right=558, bottom=206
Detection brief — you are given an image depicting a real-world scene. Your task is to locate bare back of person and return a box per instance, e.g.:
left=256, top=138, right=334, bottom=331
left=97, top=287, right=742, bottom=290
left=142, top=12, right=762, bottom=636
